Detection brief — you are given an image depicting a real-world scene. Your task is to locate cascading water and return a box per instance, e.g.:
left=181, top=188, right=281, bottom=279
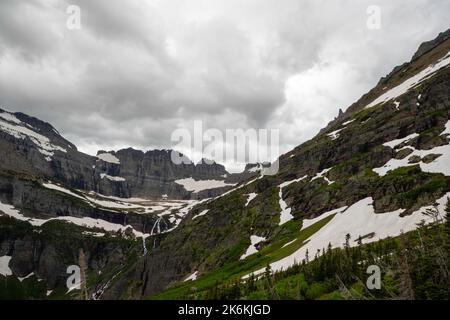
left=150, top=217, right=164, bottom=249
left=150, top=217, right=162, bottom=235
left=142, top=236, right=148, bottom=256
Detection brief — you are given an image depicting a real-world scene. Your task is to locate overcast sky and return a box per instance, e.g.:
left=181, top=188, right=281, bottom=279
left=0, top=0, right=449, bottom=172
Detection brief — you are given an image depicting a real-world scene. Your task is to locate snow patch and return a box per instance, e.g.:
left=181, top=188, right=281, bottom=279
left=18, top=272, right=34, bottom=282
left=214, top=177, right=262, bottom=201
left=100, top=173, right=126, bottom=182
left=301, top=206, right=348, bottom=230
left=193, top=209, right=209, bottom=220
left=327, top=129, right=343, bottom=141
left=311, top=168, right=334, bottom=185
left=184, top=271, right=199, bottom=282
left=97, top=153, right=120, bottom=164
left=245, top=193, right=258, bottom=207
left=248, top=193, right=450, bottom=277
left=240, top=235, right=266, bottom=260
left=0, top=117, right=67, bottom=160
left=0, top=256, right=12, bottom=276
left=365, top=52, right=450, bottom=109
left=278, top=176, right=308, bottom=226
left=0, top=200, right=148, bottom=238
left=443, top=120, right=450, bottom=136
left=383, top=133, right=419, bottom=149
left=343, top=119, right=355, bottom=126
left=43, top=183, right=86, bottom=201
left=0, top=110, right=22, bottom=124
left=175, top=178, right=236, bottom=193
left=374, top=125, right=450, bottom=176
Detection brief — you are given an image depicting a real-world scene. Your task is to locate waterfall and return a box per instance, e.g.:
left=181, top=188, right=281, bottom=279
left=150, top=217, right=163, bottom=249
left=150, top=217, right=162, bottom=236
left=142, top=236, right=148, bottom=256
left=146, top=216, right=167, bottom=251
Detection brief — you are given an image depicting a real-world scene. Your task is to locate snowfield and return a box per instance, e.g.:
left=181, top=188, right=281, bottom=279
left=0, top=111, right=67, bottom=160
left=247, top=192, right=450, bottom=277
left=240, top=235, right=266, bottom=260
left=175, top=178, right=236, bottom=193
left=184, top=271, right=199, bottom=282
left=97, top=153, right=121, bottom=164
left=0, top=200, right=149, bottom=238
left=43, top=182, right=86, bottom=201
left=192, top=209, right=210, bottom=220
left=43, top=183, right=139, bottom=210
left=0, top=256, right=13, bottom=276
left=245, top=193, right=258, bottom=207
left=374, top=121, right=450, bottom=176
left=382, top=133, right=419, bottom=149
left=301, top=206, right=348, bottom=230
left=278, top=176, right=308, bottom=226
left=311, top=168, right=334, bottom=185
left=342, top=119, right=355, bottom=126
left=100, top=173, right=126, bottom=182
left=327, top=129, right=343, bottom=141
left=0, top=110, right=21, bottom=124
left=365, top=51, right=450, bottom=109
left=41, top=182, right=199, bottom=230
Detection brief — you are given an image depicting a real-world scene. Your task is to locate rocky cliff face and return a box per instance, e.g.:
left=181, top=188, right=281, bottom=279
left=0, top=109, right=251, bottom=200
left=0, top=104, right=254, bottom=297
left=94, top=149, right=232, bottom=199
left=0, top=217, right=139, bottom=298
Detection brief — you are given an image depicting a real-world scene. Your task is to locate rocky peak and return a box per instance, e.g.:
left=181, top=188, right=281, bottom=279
left=412, top=28, right=450, bottom=61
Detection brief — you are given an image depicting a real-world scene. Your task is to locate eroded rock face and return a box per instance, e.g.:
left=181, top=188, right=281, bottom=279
left=95, top=149, right=231, bottom=199
left=0, top=112, right=253, bottom=200
left=0, top=218, right=137, bottom=291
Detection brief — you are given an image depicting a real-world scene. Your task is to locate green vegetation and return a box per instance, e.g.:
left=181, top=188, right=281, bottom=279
left=171, top=210, right=450, bottom=300
left=0, top=275, right=47, bottom=300
left=150, top=214, right=335, bottom=299
left=376, top=166, right=449, bottom=210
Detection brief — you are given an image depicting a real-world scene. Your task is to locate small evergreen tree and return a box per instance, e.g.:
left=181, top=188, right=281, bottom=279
left=345, top=233, right=351, bottom=249
left=327, top=242, right=332, bottom=253
left=445, top=198, right=450, bottom=235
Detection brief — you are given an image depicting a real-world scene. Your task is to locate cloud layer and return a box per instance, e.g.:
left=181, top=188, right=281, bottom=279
left=0, top=0, right=449, bottom=171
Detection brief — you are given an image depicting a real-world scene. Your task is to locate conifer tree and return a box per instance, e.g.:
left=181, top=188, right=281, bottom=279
left=345, top=233, right=351, bottom=249
left=445, top=198, right=450, bottom=235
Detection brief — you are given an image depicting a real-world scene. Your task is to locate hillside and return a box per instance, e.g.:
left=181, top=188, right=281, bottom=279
left=1, top=29, right=450, bottom=300
left=102, top=29, right=450, bottom=299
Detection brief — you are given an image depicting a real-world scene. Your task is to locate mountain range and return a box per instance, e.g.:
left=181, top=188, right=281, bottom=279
left=1, top=29, right=450, bottom=300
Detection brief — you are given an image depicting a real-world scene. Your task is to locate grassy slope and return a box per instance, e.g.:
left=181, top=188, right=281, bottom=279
left=150, top=214, right=335, bottom=299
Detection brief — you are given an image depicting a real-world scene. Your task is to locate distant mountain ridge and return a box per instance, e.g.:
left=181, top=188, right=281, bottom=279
left=0, top=107, right=257, bottom=200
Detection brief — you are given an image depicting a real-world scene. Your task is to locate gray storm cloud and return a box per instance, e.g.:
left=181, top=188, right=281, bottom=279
left=0, top=0, right=449, bottom=171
